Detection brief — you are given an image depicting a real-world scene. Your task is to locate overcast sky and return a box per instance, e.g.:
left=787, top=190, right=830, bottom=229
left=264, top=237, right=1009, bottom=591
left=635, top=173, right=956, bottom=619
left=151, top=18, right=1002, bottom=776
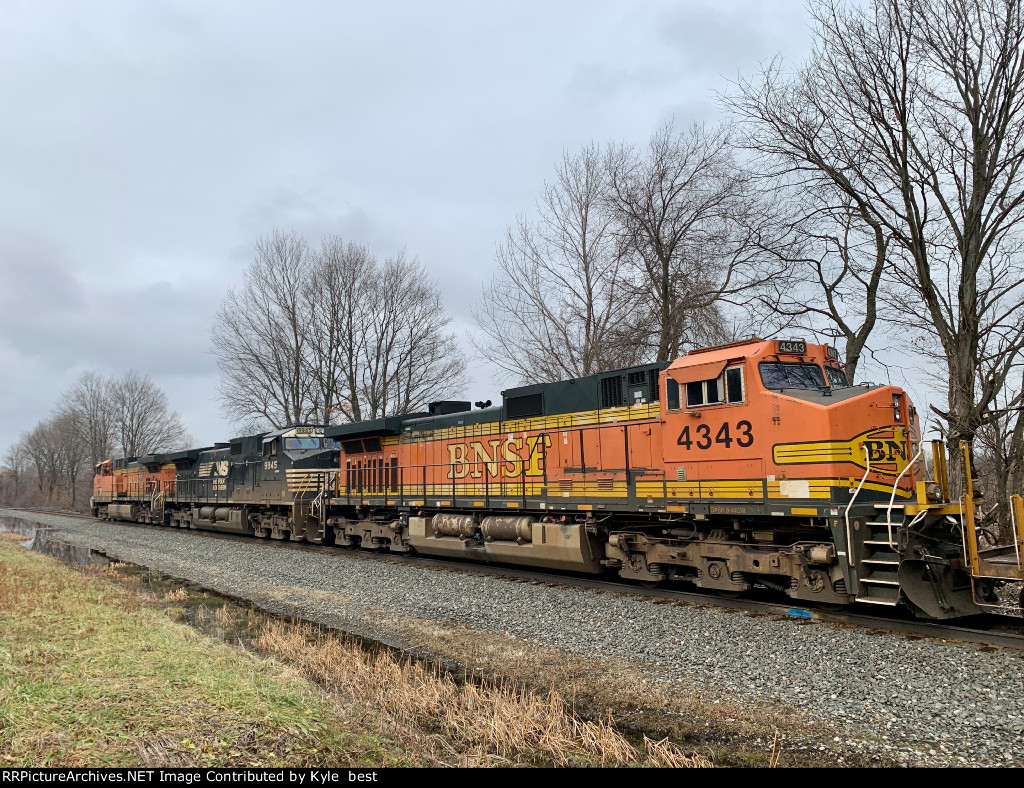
left=0, top=0, right=824, bottom=451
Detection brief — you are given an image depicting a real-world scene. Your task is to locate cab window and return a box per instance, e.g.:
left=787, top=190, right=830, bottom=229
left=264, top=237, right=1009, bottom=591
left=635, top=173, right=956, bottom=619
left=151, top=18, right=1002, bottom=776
left=759, top=362, right=825, bottom=389
left=686, top=378, right=722, bottom=408
left=284, top=437, right=322, bottom=450
left=824, top=366, right=850, bottom=388
left=669, top=367, right=745, bottom=410
left=667, top=379, right=682, bottom=411
left=725, top=367, right=744, bottom=403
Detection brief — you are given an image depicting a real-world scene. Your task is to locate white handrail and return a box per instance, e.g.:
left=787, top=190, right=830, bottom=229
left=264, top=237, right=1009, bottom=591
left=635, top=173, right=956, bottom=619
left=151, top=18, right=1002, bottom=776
left=844, top=445, right=872, bottom=567
left=885, top=437, right=926, bottom=549
left=1012, top=498, right=1021, bottom=570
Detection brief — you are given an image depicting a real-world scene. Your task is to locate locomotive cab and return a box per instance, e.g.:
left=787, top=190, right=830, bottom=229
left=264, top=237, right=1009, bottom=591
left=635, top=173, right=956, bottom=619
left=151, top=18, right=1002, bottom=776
left=661, top=338, right=918, bottom=514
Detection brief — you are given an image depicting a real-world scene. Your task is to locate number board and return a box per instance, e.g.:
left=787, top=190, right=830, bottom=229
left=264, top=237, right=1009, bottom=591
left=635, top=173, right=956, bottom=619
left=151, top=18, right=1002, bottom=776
left=677, top=421, right=753, bottom=450
left=777, top=340, right=807, bottom=354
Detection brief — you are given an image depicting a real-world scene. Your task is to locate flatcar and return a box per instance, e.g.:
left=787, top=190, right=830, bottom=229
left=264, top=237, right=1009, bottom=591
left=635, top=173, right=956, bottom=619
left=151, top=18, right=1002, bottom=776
left=92, top=337, right=1024, bottom=619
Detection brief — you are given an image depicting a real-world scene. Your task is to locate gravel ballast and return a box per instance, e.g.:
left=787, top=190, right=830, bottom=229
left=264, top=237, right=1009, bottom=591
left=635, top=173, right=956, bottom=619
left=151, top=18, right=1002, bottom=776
left=4, top=508, right=1024, bottom=767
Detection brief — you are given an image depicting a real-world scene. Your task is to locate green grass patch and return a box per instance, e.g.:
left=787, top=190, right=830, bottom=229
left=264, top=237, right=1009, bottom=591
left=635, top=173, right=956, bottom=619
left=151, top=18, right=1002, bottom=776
left=0, top=541, right=396, bottom=767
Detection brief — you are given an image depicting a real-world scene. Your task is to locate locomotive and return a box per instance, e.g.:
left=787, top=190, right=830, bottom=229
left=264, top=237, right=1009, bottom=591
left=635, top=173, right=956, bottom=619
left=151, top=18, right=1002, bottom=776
left=91, top=337, right=1024, bottom=619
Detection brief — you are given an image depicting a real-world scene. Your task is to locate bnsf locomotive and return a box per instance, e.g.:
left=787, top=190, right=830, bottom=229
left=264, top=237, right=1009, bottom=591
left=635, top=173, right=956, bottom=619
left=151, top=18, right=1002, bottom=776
left=92, top=338, right=1024, bottom=619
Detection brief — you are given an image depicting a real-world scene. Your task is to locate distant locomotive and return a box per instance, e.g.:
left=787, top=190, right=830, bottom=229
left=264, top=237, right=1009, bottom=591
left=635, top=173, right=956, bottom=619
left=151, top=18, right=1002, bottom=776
left=92, top=338, right=1024, bottom=619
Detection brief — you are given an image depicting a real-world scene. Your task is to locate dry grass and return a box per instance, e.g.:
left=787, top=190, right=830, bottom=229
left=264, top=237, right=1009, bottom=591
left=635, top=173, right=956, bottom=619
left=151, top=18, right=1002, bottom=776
left=0, top=542, right=714, bottom=768
left=0, top=542, right=396, bottom=768
left=0, top=531, right=26, bottom=543
left=255, top=620, right=712, bottom=767
left=383, top=611, right=840, bottom=766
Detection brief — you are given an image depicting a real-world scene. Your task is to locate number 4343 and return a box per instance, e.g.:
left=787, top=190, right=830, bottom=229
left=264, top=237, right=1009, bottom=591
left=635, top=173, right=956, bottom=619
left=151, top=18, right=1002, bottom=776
left=677, top=421, right=753, bottom=450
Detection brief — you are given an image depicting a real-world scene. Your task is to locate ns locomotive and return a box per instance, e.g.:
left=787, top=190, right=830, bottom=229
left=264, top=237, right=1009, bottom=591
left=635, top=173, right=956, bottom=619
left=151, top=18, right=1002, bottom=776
left=92, top=337, right=1024, bottom=619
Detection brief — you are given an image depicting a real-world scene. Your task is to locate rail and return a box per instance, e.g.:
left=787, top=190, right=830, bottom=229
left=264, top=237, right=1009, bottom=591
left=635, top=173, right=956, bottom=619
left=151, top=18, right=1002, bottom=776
left=22, top=506, right=1024, bottom=651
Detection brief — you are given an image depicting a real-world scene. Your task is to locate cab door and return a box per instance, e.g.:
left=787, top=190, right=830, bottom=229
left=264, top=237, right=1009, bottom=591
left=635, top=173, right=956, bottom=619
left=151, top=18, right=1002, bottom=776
left=662, top=362, right=754, bottom=477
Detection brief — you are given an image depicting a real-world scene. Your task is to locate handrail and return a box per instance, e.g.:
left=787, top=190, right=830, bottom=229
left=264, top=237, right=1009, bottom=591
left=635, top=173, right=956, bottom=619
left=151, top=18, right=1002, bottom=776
left=1011, top=494, right=1023, bottom=570
left=884, top=437, right=925, bottom=549
left=844, top=445, right=872, bottom=568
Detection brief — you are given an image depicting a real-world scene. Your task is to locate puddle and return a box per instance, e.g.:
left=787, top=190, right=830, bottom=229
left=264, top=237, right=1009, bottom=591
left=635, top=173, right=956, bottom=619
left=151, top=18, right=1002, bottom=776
left=0, top=515, right=110, bottom=567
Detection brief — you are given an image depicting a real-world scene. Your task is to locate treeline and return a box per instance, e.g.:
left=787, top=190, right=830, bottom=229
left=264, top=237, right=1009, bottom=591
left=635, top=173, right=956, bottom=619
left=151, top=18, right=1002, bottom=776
left=211, top=232, right=465, bottom=432
left=0, top=371, right=191, bottom=510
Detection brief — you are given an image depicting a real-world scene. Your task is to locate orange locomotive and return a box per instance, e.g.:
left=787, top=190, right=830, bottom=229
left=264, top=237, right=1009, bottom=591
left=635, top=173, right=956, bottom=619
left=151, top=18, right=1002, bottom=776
left=93, top=457, right=176, bottom=522
left=94, top=337, right=1022, bottom=618
left=326, top=337, right=991, bottom=617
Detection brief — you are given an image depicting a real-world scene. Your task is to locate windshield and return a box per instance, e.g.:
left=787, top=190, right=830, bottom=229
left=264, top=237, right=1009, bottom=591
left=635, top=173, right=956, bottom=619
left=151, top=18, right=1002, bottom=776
left=824, top=366, right=850, bottom=388
left=759, top=362, right=826, bottom=389
left=284, top=437, right=322, bottom=450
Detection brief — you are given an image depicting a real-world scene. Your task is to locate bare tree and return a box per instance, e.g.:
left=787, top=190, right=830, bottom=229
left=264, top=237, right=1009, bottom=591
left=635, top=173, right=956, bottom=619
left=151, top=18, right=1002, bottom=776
left=473, top=145, right=640, bottom=383
left=975, top=400, right=1023, bottom=533
left=22, top=421, right=61, bottom=499
left=728, top=0, right=1024, bottom=452
left=606, top=120, right=763, bottom=362
left=110, top=370, right=191, bottom=457
left=214, top=230, right=467, bottom=428
left=1, top=440, right=28, bottom=504
left=212, top=230, right=317, bottom=431
left=303, top=237, right=375, bottom=423
left=50, top=412, right=89, bottom=508
left=355, top=252, right=466, bottom=419
left=746, top=190, right=892, bottom=381
left=56, top=371, right=115, bottom=470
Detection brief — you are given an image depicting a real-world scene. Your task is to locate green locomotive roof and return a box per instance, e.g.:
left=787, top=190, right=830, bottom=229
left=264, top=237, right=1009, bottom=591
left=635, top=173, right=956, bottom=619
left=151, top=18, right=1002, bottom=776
left=319, top=362, right=670, bottom=441
left=325, top=414, right=426, bottom=439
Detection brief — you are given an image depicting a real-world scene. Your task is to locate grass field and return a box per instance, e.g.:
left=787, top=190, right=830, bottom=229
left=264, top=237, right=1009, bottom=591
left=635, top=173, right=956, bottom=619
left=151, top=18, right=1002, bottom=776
left=0, top=540, right=712, bottom=767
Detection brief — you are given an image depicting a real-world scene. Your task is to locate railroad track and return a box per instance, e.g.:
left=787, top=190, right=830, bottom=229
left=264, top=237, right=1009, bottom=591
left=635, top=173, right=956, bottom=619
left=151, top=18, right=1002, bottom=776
left=7, top=506, right=1024, bottom=651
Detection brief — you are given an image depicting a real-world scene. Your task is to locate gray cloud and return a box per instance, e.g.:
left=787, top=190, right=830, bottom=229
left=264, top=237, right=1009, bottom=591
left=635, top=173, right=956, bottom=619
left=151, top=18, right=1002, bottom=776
left=0, top=0, right=813, bottom=451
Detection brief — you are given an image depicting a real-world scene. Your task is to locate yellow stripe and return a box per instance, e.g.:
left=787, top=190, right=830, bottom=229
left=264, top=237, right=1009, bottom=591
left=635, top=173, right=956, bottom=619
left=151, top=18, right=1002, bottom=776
left=403, top=403, right=660, bottom=443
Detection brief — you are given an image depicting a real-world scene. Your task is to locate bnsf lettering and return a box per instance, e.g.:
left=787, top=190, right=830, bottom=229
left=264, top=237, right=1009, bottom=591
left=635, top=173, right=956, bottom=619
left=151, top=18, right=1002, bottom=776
left=447, top=435, right=552, bottom=480
left=864, top=439, right=907, bottom=463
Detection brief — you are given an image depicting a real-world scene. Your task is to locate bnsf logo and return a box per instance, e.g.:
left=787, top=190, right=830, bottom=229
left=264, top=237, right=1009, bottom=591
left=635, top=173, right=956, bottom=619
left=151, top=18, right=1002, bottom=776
left=447, top=436, right=552, bottom=480
left=773, top=427, right=914, bottom=476
left=863, top=439, right=908, bottom=463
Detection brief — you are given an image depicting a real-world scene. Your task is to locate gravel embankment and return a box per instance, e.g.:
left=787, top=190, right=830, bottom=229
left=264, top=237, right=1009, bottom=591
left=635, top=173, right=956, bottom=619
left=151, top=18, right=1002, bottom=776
left=4, top=509, right=1024, bottom=767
